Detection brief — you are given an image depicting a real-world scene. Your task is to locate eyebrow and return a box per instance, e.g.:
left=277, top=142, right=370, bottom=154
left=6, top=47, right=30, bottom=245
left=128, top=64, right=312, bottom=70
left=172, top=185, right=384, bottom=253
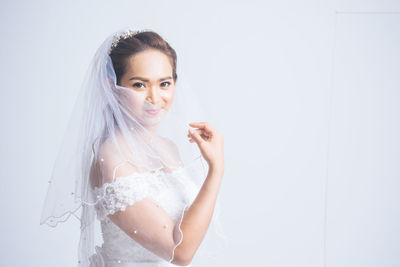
left=128, top=76, right=173, bottom=82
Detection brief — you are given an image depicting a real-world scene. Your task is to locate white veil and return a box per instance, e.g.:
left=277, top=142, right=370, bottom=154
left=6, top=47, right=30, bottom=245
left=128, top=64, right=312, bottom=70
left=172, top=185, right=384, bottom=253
left=39, top=28, right=228, bottom=266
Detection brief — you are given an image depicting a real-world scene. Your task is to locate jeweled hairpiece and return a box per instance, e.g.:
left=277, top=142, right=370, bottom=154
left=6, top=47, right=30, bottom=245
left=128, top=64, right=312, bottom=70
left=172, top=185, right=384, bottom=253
left=108, top=29, right=147, bottom=55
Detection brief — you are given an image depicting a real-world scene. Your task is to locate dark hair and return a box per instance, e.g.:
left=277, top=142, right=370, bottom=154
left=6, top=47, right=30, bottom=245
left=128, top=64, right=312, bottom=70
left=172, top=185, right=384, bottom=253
left=109, top=31, right=178, bottom=85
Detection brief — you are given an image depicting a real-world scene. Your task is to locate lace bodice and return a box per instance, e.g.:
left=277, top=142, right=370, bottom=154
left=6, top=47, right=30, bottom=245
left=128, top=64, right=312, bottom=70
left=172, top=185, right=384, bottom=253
left=89, top=167, right=200, bottom=266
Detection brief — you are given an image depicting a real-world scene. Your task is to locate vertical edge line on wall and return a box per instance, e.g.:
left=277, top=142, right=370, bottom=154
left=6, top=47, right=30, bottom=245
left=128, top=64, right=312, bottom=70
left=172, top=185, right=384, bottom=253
left=324, top=10, right=339, bottom=267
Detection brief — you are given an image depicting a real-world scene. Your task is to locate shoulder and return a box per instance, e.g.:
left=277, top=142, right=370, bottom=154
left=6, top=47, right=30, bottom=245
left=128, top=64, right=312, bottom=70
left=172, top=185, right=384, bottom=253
left=160, top=137, right=182, bottom=160
left=97, top=132, right=124, bottom=166
left=160, top=137, right=179, bottom=153
left=158, top=137, right=183, bottom=169
left=99, top=129, right=135, bottom=159
left=97, top=131, right=139, bottom=182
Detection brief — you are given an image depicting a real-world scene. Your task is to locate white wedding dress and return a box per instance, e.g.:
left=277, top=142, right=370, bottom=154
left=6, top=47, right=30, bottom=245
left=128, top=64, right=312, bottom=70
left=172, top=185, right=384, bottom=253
left=88, top=166, right=201, bottom=267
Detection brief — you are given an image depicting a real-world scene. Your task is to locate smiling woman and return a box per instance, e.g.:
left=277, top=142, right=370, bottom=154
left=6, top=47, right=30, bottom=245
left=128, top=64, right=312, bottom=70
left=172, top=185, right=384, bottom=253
left=40, top=29, right=227, bottom=267
left=116, top=49, right=176, bottom=127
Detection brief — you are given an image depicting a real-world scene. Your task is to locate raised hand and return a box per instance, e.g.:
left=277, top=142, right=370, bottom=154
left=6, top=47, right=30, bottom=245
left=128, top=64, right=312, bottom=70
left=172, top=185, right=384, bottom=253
left=187, top=122, right=224, bottom=173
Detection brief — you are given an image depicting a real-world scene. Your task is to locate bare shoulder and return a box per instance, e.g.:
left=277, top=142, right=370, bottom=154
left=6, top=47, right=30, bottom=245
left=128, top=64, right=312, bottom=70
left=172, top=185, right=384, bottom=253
left=160, top=136, right=179, bottom=153
left=97, top=131, right=139, bottom=182
left=98, top=132, right=123, bottom=163
left=159, top=136, right=183, bottom=167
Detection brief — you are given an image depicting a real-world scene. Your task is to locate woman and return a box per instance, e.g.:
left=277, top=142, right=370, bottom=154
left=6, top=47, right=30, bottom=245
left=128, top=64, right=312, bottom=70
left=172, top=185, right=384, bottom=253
left=40, top=29, right=226, bottom=267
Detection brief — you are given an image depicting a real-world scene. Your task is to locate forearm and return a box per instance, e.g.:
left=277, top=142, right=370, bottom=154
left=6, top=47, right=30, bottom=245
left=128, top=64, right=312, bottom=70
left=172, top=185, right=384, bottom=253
left=172, top=165, right=224, bottom=264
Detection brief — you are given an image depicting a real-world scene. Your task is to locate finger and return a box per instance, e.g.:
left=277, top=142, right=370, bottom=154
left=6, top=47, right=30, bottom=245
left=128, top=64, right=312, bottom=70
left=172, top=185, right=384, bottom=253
left=188, top=130, right=204, bottom=138
left=188, top=130, right=208, bottom=142
left=188, top=122, right=208, bottom=129
left=193, top=128, right=211, bottom=138
left=192, top=129, right=211, bottom=141
left=201, top=133, right=211, bottom=141
left=189, top=122, right=207, bottom=126
left=189, top=122, right=214, bottom=131
left=189, top=122, right=214, bottom=135
left=187, top=131, right=193, bottom=142
left=189, top=128, right=204, bottom=145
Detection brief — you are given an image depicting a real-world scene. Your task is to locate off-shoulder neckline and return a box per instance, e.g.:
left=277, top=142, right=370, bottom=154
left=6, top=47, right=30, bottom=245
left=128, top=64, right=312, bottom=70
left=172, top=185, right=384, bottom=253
left=94, top=165, right=185, bottom=190
left=118, top=165, right=184, bottom=178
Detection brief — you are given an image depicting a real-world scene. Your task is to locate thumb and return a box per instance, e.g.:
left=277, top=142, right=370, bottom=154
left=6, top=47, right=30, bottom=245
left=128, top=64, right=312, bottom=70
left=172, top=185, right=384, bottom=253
left=189, top=128, right=204, bottom=145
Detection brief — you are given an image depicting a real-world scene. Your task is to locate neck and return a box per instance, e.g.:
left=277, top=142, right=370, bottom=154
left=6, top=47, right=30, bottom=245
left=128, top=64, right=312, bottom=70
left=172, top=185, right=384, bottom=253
left=127, top=121, right=160, bottom=144
left=141, top=124, right=159, bottom=138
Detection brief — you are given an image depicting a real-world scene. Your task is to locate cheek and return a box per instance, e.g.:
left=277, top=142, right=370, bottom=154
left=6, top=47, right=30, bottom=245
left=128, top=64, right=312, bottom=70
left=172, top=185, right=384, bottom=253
left=126, top=91, right=146, bottom=110
left=161, top=89, right=175, bottom=109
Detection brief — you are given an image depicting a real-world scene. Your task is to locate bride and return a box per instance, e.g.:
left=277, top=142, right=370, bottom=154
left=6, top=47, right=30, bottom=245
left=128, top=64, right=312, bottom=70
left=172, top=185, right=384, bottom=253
left=40, top=29, right=226, bottom=267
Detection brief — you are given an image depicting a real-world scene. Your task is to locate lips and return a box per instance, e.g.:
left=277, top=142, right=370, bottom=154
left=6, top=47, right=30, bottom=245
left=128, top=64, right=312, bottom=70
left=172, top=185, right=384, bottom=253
left=146, top=109, right=160, bottom=115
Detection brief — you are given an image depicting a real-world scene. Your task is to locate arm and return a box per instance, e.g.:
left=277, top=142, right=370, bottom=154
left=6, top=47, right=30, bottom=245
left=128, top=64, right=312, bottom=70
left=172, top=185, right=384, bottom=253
left=97, top=122, right=224, bottom=266
left=171, top=122, right=224, bottom=265
left=171, top=165, right=223, bottom=265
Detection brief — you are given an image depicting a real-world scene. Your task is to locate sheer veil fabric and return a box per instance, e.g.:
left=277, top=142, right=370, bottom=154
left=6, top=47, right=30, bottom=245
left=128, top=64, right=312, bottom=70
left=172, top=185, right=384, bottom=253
left=40, top=29, right=227, bottom=266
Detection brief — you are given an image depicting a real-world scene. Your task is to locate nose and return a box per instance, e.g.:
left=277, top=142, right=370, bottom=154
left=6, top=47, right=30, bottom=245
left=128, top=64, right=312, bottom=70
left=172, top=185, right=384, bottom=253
left=145, top=86, right=161, bottom=106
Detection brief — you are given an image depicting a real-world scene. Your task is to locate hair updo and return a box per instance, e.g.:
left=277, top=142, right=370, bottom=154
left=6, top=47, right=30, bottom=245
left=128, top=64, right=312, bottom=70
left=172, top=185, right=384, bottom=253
left=109, top=30, right=178, bottom=85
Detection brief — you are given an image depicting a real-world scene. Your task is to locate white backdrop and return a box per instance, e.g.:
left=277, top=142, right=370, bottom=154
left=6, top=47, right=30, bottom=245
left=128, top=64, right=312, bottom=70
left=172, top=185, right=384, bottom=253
left=0, top=0, right=399, bottom=266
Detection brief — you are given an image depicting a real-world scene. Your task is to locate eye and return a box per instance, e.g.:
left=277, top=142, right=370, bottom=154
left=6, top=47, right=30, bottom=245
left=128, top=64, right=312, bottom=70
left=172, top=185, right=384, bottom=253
left=132, top=82, right=145, bottom=89
left=160, top=81, right=171, bottom=89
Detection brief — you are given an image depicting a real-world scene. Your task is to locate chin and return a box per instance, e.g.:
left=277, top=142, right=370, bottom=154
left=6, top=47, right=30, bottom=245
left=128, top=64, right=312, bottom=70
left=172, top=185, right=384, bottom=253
left=140, top=113, right=166, bottom=129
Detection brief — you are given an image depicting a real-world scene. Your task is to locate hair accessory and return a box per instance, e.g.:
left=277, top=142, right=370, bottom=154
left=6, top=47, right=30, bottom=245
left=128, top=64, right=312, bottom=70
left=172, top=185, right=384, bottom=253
left=109, top=29, right=146, bottom=54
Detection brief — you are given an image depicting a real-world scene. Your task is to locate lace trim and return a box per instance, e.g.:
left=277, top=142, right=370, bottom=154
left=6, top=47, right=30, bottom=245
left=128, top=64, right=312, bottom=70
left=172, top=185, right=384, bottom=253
left=93, top=167, right=184, bottom=221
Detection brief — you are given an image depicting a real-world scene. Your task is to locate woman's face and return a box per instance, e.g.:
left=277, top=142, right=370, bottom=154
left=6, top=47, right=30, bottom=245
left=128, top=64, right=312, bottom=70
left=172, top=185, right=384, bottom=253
left=119, top=49, right=176, bottom=127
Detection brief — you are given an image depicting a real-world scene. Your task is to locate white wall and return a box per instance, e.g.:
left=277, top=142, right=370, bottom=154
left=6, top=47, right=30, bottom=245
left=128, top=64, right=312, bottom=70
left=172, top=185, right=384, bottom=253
left=0, top=0, right=398, bottom=266
left=327, top=11, right=400, bottom=267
